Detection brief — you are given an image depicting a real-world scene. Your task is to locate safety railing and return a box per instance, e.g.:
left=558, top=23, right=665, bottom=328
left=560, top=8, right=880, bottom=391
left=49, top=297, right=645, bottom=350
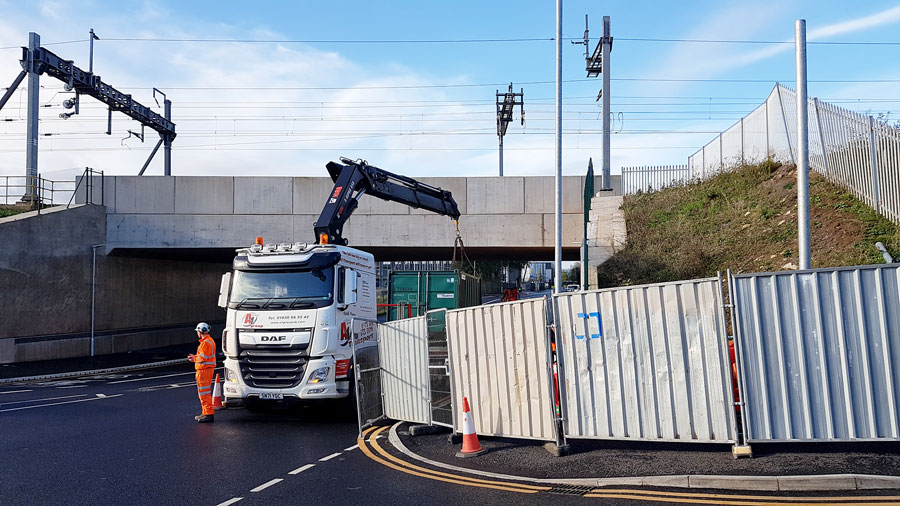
left=621, top=164, right=690, bottom=195
left=1, top=167, right=104, bottom=213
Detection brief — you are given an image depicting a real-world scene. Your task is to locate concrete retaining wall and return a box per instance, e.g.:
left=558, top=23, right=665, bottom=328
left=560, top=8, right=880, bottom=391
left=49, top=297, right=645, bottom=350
left=0, top=205, right=228, bottom=363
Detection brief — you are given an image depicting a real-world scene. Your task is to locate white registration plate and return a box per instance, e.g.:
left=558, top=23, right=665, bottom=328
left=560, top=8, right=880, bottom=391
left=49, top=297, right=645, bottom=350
left=259, top=393, right=283, bottom=400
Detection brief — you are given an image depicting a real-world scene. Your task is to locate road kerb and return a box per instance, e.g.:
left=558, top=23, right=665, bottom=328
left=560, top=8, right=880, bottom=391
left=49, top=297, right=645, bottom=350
left=0, top=359, right=186, bottom=384
left=688, top=475, right=778, bottom=491
left=388, top=423, right=900, bottom=492
left=857, top=475, right=900, bottom=490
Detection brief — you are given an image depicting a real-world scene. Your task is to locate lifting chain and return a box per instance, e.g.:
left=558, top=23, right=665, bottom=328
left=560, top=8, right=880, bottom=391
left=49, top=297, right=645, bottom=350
left=451, top=220, right=473, bottom=273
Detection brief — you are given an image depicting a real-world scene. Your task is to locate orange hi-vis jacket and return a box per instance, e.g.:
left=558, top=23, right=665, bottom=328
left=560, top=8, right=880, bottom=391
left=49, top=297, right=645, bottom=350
left=193, top=335, right=216, bottom=370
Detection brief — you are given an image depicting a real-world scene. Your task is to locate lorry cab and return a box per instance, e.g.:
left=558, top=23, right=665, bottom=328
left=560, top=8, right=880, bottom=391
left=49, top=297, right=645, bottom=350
left=218, top=240, right=375, bottom=407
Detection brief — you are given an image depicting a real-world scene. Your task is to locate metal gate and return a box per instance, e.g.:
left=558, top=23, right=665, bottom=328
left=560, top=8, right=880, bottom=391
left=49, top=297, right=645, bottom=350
left=426, top=310, right=456, bottom=427
left=354, top=312, right=456, bottom=431
left=379, top=315, right=431, bottom=424
left=351, top=318, right=384, bottom=434
left=553, top=278, right=738, bottom=443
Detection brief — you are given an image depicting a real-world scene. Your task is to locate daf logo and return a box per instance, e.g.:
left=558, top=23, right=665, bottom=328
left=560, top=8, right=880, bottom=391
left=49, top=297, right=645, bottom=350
left=260, top=335, right=287, bottom=342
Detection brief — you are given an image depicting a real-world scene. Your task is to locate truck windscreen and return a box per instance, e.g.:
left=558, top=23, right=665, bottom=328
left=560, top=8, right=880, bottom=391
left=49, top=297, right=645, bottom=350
left=229, top=269, right=334, bottom=309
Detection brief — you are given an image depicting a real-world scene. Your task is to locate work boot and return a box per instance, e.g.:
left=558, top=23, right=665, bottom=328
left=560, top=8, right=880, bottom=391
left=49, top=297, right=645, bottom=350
left=194, top=415, right=204, bottom=421
left=197, top=414, right=214, bottom=423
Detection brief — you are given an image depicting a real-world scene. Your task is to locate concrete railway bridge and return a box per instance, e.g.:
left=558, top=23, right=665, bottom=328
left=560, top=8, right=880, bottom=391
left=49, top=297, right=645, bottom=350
left=1, top=174, right=625, bottom=363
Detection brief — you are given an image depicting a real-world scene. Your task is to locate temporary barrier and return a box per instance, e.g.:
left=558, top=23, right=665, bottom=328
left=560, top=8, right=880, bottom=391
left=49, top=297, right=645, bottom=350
left=446, top=298, right=558, bottom=441
left=351, top=318, right=383, bottom=434
left=554, top=278, right=738, bottom=443
left=378, top=315, right=431, bottom=425
left=425, top=310, right=456, bottom=428
left=731, top=265, right=900, bottom=442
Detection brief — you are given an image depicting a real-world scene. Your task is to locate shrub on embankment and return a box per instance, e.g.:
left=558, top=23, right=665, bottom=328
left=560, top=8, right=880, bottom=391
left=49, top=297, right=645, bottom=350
left=596, top=160, right=900, bottom=288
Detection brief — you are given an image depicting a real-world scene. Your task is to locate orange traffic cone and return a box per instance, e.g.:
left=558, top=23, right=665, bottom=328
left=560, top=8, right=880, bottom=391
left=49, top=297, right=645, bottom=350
left=212, top=373, right=223, bottom=409
left=456, top=396, right=486, bottom=458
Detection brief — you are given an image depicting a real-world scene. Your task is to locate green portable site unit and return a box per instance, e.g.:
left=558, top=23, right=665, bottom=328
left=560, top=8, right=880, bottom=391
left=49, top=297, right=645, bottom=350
left=387, top=270, right=482, bottom=321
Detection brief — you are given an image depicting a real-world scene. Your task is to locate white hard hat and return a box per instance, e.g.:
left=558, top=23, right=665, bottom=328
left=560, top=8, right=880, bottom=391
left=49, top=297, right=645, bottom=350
left=195, top=322, right=211, bottom=333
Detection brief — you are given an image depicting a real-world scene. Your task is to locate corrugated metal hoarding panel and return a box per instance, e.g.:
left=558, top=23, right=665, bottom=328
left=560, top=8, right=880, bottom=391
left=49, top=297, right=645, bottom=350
left=554, top=279, right=737, bottom=443
left=732, top=265, right=900, bottom=442
left=446, top=298, right=556, bottom=441
left=378, top=316, right=431, bottom=425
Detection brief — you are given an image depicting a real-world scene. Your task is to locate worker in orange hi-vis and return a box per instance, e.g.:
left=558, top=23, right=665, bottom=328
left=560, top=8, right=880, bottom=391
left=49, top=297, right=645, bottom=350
left=188, top=322, right=216, bottom=423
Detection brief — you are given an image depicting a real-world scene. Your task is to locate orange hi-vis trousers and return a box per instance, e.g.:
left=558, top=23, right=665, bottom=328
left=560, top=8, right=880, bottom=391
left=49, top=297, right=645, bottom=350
left=196, top=369, right=215, bottom=415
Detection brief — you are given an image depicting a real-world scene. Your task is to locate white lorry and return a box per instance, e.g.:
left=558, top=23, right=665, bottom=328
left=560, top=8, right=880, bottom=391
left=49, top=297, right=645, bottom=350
left=217, top=158, right=460, bottom=407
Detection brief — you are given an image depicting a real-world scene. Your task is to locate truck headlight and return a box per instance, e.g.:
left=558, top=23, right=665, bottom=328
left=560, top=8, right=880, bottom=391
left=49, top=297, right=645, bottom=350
left=226, top=368, right=239, bottom=383
left=307, top=367, right=330, bottom=384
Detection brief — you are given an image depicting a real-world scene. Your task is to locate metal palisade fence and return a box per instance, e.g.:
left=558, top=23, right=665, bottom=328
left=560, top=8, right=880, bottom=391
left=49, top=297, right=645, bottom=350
left=553, top=278, right=738, bottom=443
left=621, top=165, right=689, bottom=195
left=687, top=84, right=900, bottom=223
left=731, top=265, right=900, bottom=442
left=623, top=85, right=900, bottom=223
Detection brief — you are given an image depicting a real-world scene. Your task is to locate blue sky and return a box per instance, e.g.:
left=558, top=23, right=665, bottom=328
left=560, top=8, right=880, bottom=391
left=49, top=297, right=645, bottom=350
left=0, top=0, right=898, bottom=180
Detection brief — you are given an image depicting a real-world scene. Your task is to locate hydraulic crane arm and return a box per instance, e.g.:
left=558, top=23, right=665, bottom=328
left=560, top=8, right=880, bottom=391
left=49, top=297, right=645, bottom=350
left=314, top=157, right=461, bottom=246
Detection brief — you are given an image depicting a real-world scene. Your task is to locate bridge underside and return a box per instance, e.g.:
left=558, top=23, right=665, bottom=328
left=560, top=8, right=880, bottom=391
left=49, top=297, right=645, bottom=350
left=111, top=246, right=583, bottom=263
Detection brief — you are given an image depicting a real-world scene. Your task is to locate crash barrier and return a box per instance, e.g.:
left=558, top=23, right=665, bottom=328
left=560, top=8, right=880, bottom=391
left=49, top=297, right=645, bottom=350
left=731, top=265, right=900, bottom=442
left=378, top=315, right=431, bottom=425
left=446, top=298, right=558, bottom=441
left=553, top=278, right=738, bottom=443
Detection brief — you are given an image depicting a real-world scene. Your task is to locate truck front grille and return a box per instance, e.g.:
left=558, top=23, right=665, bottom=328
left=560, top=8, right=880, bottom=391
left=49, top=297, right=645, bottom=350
left=238, top=347, right=308, bottom=389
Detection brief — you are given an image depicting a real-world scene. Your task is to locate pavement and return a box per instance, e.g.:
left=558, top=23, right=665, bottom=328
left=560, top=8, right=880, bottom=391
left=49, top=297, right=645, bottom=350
left=393, top=422, right=900, bottom=490
left=0, top=342, right=197, bottom=380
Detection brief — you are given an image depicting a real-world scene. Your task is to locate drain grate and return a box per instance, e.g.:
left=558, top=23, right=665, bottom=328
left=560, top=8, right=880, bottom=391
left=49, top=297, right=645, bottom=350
left=546, top=484, right=594, bottom=496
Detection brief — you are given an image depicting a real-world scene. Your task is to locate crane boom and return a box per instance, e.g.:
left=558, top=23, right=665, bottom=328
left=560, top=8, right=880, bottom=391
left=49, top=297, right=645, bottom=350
left=313, top=158, right=461, bottom=246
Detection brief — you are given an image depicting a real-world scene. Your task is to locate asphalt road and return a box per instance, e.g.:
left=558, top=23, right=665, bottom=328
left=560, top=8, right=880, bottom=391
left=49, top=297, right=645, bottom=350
left=0, top=364, right=597, bottom=506
left=4, top=363, right=900, bottom=506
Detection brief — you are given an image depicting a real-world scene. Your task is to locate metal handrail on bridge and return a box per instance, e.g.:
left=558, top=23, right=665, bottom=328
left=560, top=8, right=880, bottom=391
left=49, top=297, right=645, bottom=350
left=0, top=168, right=103, bottom=215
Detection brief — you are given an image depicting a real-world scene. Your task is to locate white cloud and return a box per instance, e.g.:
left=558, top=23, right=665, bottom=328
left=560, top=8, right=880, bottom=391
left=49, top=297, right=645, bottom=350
left=0, top=5, right=527, bottom=179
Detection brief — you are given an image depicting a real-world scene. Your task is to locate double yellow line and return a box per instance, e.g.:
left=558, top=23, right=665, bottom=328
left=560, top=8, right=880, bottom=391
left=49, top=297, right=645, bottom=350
left=358, top=425, right=900, bottom=505
left=357, top=425, right=550, bottom=494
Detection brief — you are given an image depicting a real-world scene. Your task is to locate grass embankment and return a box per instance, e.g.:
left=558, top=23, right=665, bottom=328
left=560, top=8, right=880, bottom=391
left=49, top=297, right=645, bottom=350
left=0, top=207, right=28, bottom=218
left=597, top=160, right=900, bottom=287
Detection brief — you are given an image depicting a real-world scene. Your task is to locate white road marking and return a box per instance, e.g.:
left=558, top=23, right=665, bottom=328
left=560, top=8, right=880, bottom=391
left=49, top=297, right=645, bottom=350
left=0, top=393, right=123, bottom=413
left=136, top=382, right=194, bottom=392
left=344, top=444, right=359, bottom=451
left=96, top=393, right=107, bottom=398
left=0, top=389, right=32, bottom=394
left=318, top=452, right=341, bottom=462
left=288, top=464, right=315, bottom=475
left=0, top=393, right=88, bottom=406
left=107, top=371, right=196, bottom=384
left=249, top=478, right=282, bottom=493
left=216, top=498, right=243, bottom=506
